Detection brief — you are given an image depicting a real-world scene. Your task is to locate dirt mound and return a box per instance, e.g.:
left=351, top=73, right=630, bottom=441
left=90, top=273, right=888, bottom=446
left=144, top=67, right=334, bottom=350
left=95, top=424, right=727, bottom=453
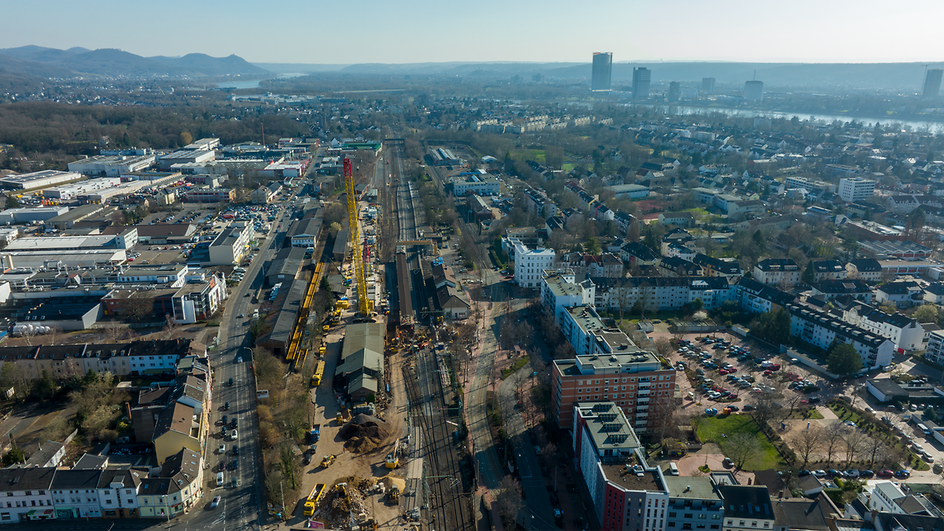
left=338, top=414, right=389, bottom=454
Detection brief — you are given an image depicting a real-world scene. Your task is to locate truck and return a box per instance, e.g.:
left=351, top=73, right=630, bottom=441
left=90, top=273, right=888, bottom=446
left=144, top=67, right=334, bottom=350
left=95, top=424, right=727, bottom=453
left=385, top=438, right=400, bottom=469
left=252, top=309, right=260, bottom=321
left=308, top=424, right=321, bottom=444
left=303, top=483, right=326, bottom=517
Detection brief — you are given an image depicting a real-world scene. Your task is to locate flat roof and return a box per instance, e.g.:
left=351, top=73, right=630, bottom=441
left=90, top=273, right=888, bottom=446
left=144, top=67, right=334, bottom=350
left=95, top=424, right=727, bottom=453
left=663, top=475, right=720, bottom=500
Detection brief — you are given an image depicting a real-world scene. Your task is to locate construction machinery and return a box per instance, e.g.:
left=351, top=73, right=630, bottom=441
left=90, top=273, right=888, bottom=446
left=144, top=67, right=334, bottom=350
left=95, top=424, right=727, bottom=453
left=334, top=482, right=348, bottom=497
left=336, top=412, right=343, bottom=424
left=308, top=424, right=321, bottom=444
left=343, top=158, right=370, bottom=316
left=385, top=438, right=400, bottom=469
left=321, top=454, right=336, bottom=468
left=303, top=483, right=327, bottom=517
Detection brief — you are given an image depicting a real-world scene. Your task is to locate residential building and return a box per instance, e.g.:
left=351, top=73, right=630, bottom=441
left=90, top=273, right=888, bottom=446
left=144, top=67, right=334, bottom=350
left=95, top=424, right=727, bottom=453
left=753, top=259, right=801, bottom=287
left=693, top=254, right=742, bottom=278
left=811, top=279, right=873, bottom=302
left=878, top=260, right=932, bottom=278
left=744, top=81, right=764, bottom=101
left=572, top=402, right=668, bottom=531
left=0, top=338, right=200, bottom=381
left=554, top=252, right=623, bottom=279
left=925, top=329, right=944, bottom=364
left=719, top=485, right=774, bottom=531
left=736, top=278, right=795, bottom=315
left=664, top=243, right=696, bottom=262
left=841, top=302, right=926, bottom=353
left=633, top=67, right=651, bottom=100
left=838, top=177, right=876, bottom=203
left=541, top=269, right=595, bottom=326
left=592, top=52, right=613, bottom=92
left=621, top=241, right=660, bottom=266
left=811, top=260, right=847, bottom=282
left=659, top=256, right=702, bottom=277
left=553, top=353, right=676, bottom=433
left=152, top=400, right=206, bottom=465
left=171, top=275, right=227, bottom=323
left=512, top=240, right=556, bottom=288
left=846, top=259, right=883, bottom=282
left=661, top=228, right=695, bottom=255
left=593, top=277, right=736, bottom=313
left=96, top=468, right=144, bottom=519
left=50, top=470, right=103, bottom=519
left=0, top=467, right=56, bottom=523
left=787, top=303, right=895, bottom=369
left=451, top=172, right=500, bottom=197
left=668, top=81, right=681, bottom=103
left=137, top=448, right=203, bottom=519
left=662, top=475, right=725, bottom=531
left=875, top=281, right=924, bottom=309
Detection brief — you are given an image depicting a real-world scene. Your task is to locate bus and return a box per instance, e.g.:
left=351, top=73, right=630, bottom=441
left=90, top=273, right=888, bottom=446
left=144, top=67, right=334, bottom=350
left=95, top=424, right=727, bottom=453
left=311, top=360, right=325, bottom=388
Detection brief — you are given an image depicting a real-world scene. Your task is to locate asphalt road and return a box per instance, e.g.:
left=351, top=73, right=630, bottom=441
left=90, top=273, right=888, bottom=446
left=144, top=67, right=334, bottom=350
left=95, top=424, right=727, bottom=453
left=180, top=199, right=298, bottom=531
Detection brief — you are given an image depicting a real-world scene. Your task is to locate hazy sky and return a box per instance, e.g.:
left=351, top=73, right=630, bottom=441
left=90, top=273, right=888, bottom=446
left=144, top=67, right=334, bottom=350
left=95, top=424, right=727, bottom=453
left=2, top=0, right=942, bottom=64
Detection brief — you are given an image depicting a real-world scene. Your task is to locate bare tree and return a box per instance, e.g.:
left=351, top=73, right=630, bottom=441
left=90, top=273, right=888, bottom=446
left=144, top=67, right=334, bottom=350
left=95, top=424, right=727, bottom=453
left=497, top=475, right=524, bottom=529
left=727, top=432, right=761, bottom=472
left=655, top=338, right=673, bottom=358
left=822, top=423, right=845, bottom=466
left=843, top=428, right=868, bottom=467
left=864, top=436, right=887, bottom=467
left=791, top=425, right=824, bottom=468
left=163, top=314, right=181, bottom=340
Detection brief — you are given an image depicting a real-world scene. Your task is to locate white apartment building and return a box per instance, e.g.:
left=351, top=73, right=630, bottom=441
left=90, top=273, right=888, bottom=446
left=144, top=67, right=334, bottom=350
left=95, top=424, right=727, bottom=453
left=925, top=329, right=944, bottom=364
left=0, top=468, right=56, bottom=523
left=451, top=173, right=500, bottom=197
left=512, top=240, right=556, bottom=288
left=96, top=469, right=143, bottom=519
left=842, top=303, right=926, bottom=353
left=788, top=303, right=895, bottom=369
left=838, top=177, right=876, bottom=203
left=207, top=222, right=253, bottom=265
left=592, top=277, right=736, bottom=313
left=51, top=470, right=104, bottom=519
left=752, top=258, right=801, bottom=287
left=541, top=269, right=594, bottom=326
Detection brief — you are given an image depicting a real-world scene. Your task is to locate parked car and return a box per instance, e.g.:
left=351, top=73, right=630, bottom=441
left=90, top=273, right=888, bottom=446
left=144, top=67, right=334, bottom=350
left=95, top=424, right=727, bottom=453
left=860, top=470, right=874, bottom=478
left=877, top=470, right=894, bottom=478
left=895, top=470, right=911, bottom=479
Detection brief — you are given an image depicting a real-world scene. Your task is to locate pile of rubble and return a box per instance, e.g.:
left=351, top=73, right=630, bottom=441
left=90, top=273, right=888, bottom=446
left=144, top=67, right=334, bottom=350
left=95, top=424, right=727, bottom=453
left=315, top=476, right=376, bottom=531
left=338, top=414, right=390, bottom=454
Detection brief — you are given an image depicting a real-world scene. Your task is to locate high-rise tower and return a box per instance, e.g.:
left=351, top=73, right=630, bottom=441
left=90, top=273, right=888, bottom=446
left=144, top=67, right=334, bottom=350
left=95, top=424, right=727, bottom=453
left=591, top=52, right=613, bottom=91
left=632, top=67, right=651, bottom=101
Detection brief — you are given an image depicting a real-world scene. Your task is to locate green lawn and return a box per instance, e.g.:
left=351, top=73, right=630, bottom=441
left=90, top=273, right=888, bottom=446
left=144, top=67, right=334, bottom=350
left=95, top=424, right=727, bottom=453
left=501, top=356, right=530, bottom=380
left=695, top=415, right=786, bottom=471
left=562, top=163, right=576, bottom=171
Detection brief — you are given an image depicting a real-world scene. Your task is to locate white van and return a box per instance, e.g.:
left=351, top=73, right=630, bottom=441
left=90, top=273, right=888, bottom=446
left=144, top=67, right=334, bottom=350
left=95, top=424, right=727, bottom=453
left=216, top=472, right=224, bottom=487
left=668, top=463, right=679, bottom=476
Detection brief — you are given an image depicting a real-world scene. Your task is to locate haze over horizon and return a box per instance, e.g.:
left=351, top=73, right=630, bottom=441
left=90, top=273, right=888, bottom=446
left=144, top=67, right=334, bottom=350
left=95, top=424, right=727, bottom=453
left=2, top=0, right=942, bottom=65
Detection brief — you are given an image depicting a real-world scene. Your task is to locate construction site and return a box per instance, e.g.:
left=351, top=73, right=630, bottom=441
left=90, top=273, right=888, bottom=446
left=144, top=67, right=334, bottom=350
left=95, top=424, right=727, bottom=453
left=270, top=141, right=472, bottom=531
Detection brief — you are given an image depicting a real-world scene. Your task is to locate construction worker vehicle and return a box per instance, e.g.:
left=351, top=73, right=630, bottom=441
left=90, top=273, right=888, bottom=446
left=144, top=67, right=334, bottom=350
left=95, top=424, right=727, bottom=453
left=303, top=483, right=326, bottom=517
left=321, top=454, right=336, bottom=468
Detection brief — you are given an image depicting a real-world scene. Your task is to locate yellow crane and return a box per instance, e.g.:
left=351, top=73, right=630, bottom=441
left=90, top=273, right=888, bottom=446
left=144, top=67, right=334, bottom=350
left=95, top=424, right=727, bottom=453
left=343, top=158, right=369, bottom=316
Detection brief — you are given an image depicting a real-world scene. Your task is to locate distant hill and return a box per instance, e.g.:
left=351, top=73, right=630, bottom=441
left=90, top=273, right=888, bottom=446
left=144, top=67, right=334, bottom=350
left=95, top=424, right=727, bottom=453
left=0, top=53, right=74, bottom=78
left=0, top=46, right=269, bottom=79
left=149, top=53, right=268, bottom=76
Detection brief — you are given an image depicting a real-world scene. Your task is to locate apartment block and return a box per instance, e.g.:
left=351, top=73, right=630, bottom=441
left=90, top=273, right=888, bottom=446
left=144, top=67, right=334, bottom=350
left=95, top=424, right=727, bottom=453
left=573, top=402, right=668, bottom=531
left=838, top=177, right=876, bottom=203
left=841, top=302, right=925, bottom=353
left=552, top=354, right=676, bottom=433
left=541, top=269, right=594, bottom=326
left=787, top=303, right=895, bottom=369
left=752, top=259, right=801, bottom=287
left=592, top=277, right=736, bottom=313
left=511, top=239, right=556, bottom=288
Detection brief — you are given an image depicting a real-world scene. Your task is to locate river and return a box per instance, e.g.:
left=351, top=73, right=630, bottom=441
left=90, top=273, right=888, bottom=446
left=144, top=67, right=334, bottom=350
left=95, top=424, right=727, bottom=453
left=638, top=104, right=944, bottom=134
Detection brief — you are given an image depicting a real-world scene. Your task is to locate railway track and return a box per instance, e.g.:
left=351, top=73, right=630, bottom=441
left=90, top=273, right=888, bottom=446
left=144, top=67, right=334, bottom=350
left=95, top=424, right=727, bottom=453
left=403, top=350, right=472, bottom=531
